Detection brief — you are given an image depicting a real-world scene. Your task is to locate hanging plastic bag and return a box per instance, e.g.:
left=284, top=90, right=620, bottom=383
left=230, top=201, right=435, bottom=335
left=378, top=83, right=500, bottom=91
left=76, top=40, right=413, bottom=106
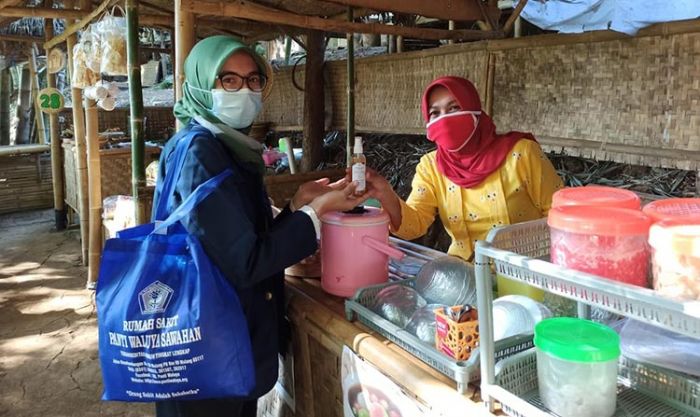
left=84, top=25, right=103, bottom=75
left=96, top=7, right=128, bottom=76
left=72, top=32, right=100, bottom=88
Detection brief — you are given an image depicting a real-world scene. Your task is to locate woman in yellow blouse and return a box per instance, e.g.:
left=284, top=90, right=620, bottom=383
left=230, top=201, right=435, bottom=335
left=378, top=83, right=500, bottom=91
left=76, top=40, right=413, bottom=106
left=366, top=76, right=563, bottom=261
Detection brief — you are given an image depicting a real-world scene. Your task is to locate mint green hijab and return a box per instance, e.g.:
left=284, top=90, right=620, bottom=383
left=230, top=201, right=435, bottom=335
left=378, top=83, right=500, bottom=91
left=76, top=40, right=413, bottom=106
left=174, top=35, right=268, bottom=173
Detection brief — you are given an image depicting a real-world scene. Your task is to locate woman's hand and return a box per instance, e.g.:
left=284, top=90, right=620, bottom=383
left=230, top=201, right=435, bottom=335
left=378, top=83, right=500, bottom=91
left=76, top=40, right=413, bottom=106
left=291, top=177, right=347, bottom=211
left=309, top=182, right=368, bottom=216
left=344, top=167, right=402, bottom=229
left=344, top=167, right=393, bottom=203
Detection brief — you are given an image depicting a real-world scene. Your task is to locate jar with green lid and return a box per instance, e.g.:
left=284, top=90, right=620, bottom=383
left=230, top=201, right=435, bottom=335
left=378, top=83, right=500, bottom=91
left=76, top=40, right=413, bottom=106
left=535, top=318, right=620, bottom=417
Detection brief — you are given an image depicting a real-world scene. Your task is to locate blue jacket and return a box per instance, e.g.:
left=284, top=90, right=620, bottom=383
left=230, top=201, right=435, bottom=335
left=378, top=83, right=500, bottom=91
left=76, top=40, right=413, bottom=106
left=153, top=123, right=318, bottom=402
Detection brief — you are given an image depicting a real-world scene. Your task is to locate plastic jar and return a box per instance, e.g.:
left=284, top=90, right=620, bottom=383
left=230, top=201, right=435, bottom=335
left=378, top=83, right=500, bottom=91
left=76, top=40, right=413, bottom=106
left=535, top=318, right=620, bottom=417
left=548, top=206, right=652, bottom=287
left=649, top=221, right=700, bottom=300
left=552, top=185, right=641, bottom=210
left=642, top=198, right=700, bottom=223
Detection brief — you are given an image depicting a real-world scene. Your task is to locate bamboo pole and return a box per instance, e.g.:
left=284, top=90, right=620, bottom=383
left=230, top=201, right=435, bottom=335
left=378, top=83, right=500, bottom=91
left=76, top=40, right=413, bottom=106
left=186, top=1, right=502, bottom=42
left=28, top=44, right=46, bottom=145
left=396, top=34, right=403, bottom=53
left=346, top=7, right=354, bottom=168
left=85, top=98, right=101, bottom=288
left=15, top=65, right=31, bottom=145
left=284, top=36, right=292, bottom=66
left=45, top=16, right=66, bottom=230
left=0, top=68, right=9, bottom=146
left=514, top=16, right=522, bottom=38
left=66, top=1, right=90, bottom=266
left=485, top=52, right=495, bottom=117
left=448, top=20, right=455, bottom=45
left=126, top=0, right=146, bottom=225
left=0, top=144, right=49, bottom=156
left=503, top=0, right=528, bottom=35
left=174, top=0, right=195, bottom=130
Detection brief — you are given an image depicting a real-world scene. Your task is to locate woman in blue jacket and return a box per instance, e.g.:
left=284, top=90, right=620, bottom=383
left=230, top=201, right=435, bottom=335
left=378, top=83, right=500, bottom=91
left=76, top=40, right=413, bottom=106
left=153, top=36, right=365, bottom=417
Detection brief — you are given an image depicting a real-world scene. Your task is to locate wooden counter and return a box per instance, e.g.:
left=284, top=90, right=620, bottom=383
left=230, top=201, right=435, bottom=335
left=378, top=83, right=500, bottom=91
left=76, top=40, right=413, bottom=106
left=257, top=277, right=498, bottom=417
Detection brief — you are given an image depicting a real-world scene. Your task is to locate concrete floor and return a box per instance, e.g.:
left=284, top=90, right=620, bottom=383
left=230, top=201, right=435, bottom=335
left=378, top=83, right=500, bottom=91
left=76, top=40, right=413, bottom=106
left=0, top=209, right=150, bottom=417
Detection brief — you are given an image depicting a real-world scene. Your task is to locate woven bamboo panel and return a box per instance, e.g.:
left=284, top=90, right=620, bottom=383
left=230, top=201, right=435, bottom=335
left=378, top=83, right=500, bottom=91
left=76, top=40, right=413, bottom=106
left=100, top=147, right=161, bottom=198
left=0, top=153, right=53, bottom=215
left=492, top=33, right=700, bottom=170
left=59, top=107, right=175, bottom=140
left=261, top=44, right=489, bottom=133
left=259, top=25, right=700, bottom=170
left=259, top=69, right=305, bottom=128
left=352, top=49, right=489, bottom=132
left=308, top=336, right=343, bottom=417
left=63, top=143, right=160, bottom=211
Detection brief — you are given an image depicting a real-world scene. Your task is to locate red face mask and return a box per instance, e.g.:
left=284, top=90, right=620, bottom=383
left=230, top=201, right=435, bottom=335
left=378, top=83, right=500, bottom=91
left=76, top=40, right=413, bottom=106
left=426, top=111, right=481, bottom=152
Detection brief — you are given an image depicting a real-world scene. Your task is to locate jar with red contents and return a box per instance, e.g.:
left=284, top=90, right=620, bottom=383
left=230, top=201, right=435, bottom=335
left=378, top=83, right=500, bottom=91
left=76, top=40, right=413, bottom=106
left=547, top=206, right=652, bottom=287
left=552, top=185, right=641, bottom=210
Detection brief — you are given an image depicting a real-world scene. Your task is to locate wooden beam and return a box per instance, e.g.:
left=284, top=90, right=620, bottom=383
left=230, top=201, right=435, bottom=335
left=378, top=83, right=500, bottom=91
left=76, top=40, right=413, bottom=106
left=477, top=0, right=497, bottom=30
left=0, top=0, right=21, bottom=10
left=301, top=30, right=324, bottom=173
left=0, top=34, right=43, bottom=44
left=139, top=13, right=172, bottom=27
left=187, top=1, right=502, bottom=42
left=0, top=6, right=171, bottom=27
left=140, top=0, right=171, bottom=15
left=321, top=0, right=492, bottom=22
left=0, top=6, right=85, bottom=19
left=44, top=0, right=118, bottom=50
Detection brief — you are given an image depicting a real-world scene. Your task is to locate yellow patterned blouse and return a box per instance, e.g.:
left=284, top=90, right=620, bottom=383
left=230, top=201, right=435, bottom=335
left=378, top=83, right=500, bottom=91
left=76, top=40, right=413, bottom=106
left=394, top=139, right=564, bottom=261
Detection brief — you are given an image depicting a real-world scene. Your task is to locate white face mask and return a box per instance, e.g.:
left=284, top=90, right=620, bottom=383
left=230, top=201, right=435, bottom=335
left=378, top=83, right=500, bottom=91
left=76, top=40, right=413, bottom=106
left=186, top=83, right=263, bottom=129
left=211, top=88, right=262, bottom=129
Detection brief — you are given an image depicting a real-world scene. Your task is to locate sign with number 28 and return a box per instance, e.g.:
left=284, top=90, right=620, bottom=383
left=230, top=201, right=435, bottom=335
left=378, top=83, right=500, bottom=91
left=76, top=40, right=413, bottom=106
left=38, top=87, right=64, bottom=114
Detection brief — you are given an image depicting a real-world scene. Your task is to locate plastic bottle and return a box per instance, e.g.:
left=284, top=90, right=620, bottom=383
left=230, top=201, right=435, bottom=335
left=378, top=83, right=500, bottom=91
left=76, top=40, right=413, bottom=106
left=351, top=136, right=366, bottom=195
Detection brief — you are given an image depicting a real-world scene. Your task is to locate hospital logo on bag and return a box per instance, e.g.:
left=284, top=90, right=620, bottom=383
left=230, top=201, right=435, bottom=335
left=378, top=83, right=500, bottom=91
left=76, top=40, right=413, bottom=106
left=139, top=281, right=175, bottom=314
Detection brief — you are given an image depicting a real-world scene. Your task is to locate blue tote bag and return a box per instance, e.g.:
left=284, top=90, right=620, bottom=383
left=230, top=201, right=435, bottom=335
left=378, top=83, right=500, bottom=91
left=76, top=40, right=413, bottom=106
left=96, top=131, right=255, bottom=402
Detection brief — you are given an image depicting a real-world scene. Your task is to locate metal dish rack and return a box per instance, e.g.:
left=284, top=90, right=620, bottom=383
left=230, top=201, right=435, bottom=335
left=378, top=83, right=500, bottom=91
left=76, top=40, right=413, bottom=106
left=345, top=238, right=534, bottom=394
left=475, top=218, right=700, bottom=416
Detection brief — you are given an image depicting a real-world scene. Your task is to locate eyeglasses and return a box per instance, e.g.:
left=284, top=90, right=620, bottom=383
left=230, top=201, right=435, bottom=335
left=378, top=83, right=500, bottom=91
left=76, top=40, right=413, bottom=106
left=217, top=71, right=267, bottom=93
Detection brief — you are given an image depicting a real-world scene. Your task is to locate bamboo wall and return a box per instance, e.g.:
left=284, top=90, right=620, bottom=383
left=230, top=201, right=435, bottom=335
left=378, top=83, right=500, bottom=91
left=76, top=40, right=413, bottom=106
left=59, top=106, right=176, bottom=141
left=259, top=20, right=700, bottom=171
left=0, top=153, right=53, bottom=215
